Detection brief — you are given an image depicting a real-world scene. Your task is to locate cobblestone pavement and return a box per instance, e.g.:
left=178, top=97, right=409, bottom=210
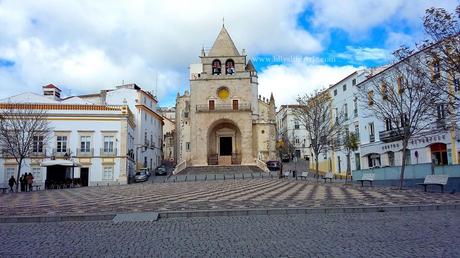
left=1, top=210, right=459, bottom=257
left=1, top=178, right=459, bottom=217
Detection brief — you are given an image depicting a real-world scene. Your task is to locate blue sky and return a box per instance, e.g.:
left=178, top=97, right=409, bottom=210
left=0, top=0, right=458, bottom=106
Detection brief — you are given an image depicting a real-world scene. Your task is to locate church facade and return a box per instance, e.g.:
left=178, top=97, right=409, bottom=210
left=174, top=26, right=277, bottom=173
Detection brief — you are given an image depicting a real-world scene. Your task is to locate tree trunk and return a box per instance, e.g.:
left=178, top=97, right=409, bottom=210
left=346, top=151, right=351, bottom=183
left=15, top=159, right=23, bottom=192
left=315, top=155, right=319, bottom=181
left=399, top=143, right=408, bottom=190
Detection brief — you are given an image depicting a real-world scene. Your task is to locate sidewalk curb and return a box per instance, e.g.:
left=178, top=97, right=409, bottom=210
left=0, top=204, right=458, bottom=223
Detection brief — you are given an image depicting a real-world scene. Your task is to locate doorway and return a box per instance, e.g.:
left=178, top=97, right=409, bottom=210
left=220, top=137, right=232, bottom=156
left=80, top=168, right=89, bottom=187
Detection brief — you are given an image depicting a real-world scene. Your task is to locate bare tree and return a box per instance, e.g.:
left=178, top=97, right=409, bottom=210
left=0, top=105, right=51, bottom=191
left=294, top=89, right=342, bottom=179
left=400, top=6, right=460, bottom=108
left=358, top=49, right=444, bottom=189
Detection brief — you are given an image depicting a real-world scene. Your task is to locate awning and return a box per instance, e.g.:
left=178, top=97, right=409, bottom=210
left=40, top=160, right=81, bottom=167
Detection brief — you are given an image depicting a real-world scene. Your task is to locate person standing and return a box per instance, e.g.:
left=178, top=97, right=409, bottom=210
left=27, top=173, right=34, bottom=192
left=20, top=174, right=25, bottom=192
left=8, top=176, right=16, bottom=193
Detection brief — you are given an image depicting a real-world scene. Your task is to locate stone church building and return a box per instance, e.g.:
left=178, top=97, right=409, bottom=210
left=174, top=26, right=277, bottom=173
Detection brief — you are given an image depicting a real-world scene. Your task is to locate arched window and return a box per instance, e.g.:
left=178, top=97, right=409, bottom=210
left=212, top=60, right=221, bottom=75
left=225, top=59, right=235, bottom=75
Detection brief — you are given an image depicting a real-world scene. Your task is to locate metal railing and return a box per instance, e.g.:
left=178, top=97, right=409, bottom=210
left=196, top=103, right=251, bottom=112
left=77, top=148, right=94, bottom=157
left=52, top=148, right=71, bottom=157
left=378, top=129, right=403, bottom=143
left=100, top=148, right=117, bottom=157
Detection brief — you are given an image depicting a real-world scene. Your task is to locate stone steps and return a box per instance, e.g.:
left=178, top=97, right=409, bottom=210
left=179, top=165, right=264, bottom=175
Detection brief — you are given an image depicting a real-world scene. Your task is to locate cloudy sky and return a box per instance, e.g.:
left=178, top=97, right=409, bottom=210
left=0, top=0, right=458, bottom=106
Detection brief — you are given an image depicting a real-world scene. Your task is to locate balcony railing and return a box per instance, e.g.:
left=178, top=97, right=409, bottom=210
left=369, top=134, right=375, bottom=143
left=77, top=148, right=94, bottom=157
left=100, top=148, right=117, bottom=157
left=52, top=148, right=71, bottom=157
left=30, top=150, right=47, bottom=157
left=196, top=103, right=251, bottom=112
left=378, top=129, right=403, bottom=143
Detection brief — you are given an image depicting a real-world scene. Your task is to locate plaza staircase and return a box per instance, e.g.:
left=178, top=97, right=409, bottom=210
left=178, top=165, right=264, bottom=175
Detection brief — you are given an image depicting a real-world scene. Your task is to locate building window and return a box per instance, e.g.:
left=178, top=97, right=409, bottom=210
left=56, top=136, right=68, bottom=153
left=225, top=59, right=235, bottom=75
left=381, top=82, right=388, bottom=100
left=295, top=138, right=300, bottom=144
left=353, top=98, right=358, bottom=117
left=334, top=89, right=337, bottom=96
left=294, top=120, right=300, bottom=129
left=186, top=142, right=190, bottom=151
left=352, top=79, right=356, bottom=86
left=343, top=84, right=347, bottom=91
left=397, top=76, right=404, bottom=94
left=103, top=167, right=114, bottom=181
left=454, top=78, right=459, bottom=92
left=354, top=124, right=359, bottom=138
left=437, top=104, right=447, bottom=119
left=367, top=91, right=374, bottom=106
left=32, top=167, right=42, bottom=180
left=209, top=100, right=215, bottom=110
left=103, top=136, right=114, bottom=152
left=32, top=136, right=44, bottom=153
left=385, top=118, right=392, bottom=131
left=212, top=59, right=222, bottom=75
left=343, top=103, right=348, bottom=120
left=5, top=167, right=15, bottom=180
left=432, top=60, right=441, bottom=79
left=232, top=100, right=239, bottom=110
left=369, top=122, right=375, bottom=142
left=80, top=136, right=91, bottom=152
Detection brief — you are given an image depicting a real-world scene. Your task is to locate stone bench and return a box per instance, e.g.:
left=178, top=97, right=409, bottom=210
left=417, top=175, right=448, bottom=193
left=323, top=172, right=333, bottom=183
left=357, top=173, right=375, bottom=187
left=298, top=172, right=309, bottom=180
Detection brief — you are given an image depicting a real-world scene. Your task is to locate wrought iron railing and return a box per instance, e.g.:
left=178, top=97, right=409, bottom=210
left=196, top=103, right=251, bottom=112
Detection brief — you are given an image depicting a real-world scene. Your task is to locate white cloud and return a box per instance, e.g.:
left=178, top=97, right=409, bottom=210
left=337, top=46, right=389, bottom=62
left=258, top=63, right=360, bottom=106
left=307, top=0, right=459, bottom=35
left=0, top=0, right=324, bottom=104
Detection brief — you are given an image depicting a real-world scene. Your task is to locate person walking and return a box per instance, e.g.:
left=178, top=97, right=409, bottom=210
left=20, top=174, right=26, bottom=192
left=27, top=173, right=34, bottom=192
left=8, top=176, right=16, bottom=193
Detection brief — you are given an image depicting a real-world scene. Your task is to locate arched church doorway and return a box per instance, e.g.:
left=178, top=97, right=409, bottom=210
left=207, top=120, right=242, bottom=165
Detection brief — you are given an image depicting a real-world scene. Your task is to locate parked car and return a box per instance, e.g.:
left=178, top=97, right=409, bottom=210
left=155, top=165, right=167, bottom=176
left=134, top=172, right=149, bottom=182
left=140, top=168, right=151, bottom=177
left=281, top=154, right=290, bottom=162
left=266, top=160, right=281, bottom=171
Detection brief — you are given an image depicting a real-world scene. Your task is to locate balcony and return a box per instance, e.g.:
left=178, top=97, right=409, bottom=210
left=100, top=148, right=117, bottom=157
left=77, top=148, right=94, bottom=157
left=196, top=103, right=251, bottom=112
left=30, top=150, right=47, bottom=157
left=378, top=129, right=403, bottom=143
left=52, top=148, right=71, bottom=157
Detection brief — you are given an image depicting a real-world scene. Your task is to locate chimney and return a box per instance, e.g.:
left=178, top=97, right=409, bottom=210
left=42, top=84, right=61, bottom=100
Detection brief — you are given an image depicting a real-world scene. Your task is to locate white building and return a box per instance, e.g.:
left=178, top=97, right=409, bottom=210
left=357, top=55, right=460, bottom=169
left=79, top=83, right=164, bottom=172
left=0, top=84, right=136, bottom=189
left=276, top=105, right=310, bottom=160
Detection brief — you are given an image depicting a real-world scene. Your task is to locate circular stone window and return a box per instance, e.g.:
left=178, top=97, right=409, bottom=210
left=261, top=130, right=265, bottom=134
left=217, top=87, right=230, bottom=100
